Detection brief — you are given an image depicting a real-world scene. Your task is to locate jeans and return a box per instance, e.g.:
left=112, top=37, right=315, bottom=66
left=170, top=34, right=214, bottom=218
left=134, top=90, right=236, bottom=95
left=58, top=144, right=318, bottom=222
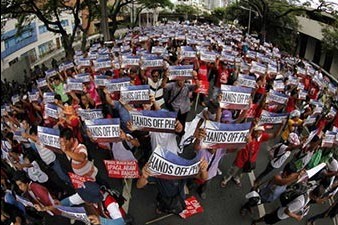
left=255, top=163, right=274, bottom=184
left=50, top=159, right=71, bottom=185
left=4, top=192, right=26, bottom=215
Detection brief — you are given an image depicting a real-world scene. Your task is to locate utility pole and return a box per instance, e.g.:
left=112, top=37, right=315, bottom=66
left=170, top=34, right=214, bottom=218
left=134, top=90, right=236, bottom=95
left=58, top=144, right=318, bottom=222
left=100, top=0, right=111, bottom=41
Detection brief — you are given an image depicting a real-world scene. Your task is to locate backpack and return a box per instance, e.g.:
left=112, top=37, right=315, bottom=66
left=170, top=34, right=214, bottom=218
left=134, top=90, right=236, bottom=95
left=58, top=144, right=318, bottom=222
left=279, top=183, right=307, bottom=207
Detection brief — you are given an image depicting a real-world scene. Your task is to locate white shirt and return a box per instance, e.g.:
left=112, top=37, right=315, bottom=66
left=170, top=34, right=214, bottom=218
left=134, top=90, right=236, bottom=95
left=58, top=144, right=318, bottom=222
left=277, top=195, right=307, bottom=219
left=27, top=161, right=49, bottom=183
left=149, top=132, right=180, bottom=155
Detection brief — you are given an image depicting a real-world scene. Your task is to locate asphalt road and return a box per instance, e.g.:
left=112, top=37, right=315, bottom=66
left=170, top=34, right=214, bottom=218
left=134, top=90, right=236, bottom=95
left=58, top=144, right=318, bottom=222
left=44, top=100, right=336, bottom=225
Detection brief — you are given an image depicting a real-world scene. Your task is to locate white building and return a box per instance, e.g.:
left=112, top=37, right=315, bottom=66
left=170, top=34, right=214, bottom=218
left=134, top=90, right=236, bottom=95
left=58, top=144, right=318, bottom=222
left=1, top=14, right=76, bottom=72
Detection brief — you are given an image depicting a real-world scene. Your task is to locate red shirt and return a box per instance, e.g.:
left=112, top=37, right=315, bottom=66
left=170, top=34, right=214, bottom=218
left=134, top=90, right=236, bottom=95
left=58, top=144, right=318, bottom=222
left=216, top=67, right=230, bottom=88
left=286, top=96, right=296, bottom=113
left=234, top=133, right=270, bottom=168
left=198, top=64, right=208, bottom=81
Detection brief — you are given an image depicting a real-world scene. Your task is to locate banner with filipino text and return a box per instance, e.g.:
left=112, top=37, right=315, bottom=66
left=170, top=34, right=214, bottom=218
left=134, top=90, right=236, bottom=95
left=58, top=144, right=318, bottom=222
left=28, top=90, right=40, bottom=102
left=141, top=56, right=164, bottom=69
left=94, top=75, right=110, bottom=88
left=68, top=172, right=94, bottom=189
left=236, top=74, right=256, bottom=89
left=74, top=73, right=91, bottom=83
left=45, top=103, right=59, bottom=119
left=59, top=61, right=74, bottom=72
left=66, top=78, right=84, bottom=92
left=121, top=55, right=140, bottom=68
left=104, top=160, right=139, bottom=178
left=43, top=92, right=55, bottom=104
left=105, top=77, right=130, bottom=93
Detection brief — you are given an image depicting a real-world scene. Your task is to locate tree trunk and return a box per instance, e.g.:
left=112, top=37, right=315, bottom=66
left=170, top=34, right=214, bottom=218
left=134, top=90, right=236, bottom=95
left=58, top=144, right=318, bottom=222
left=61, top=34, right=75, bottom=60
left=111, top=16, right=118, bottom=38
left=100, top=0, right=110, bottom=41
left=81, top=32, right=88, bottom=53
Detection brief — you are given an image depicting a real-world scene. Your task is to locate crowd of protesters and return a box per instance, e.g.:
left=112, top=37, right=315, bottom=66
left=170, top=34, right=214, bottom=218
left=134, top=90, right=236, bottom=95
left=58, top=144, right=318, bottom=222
left=1, top=21, right=338, bottom=225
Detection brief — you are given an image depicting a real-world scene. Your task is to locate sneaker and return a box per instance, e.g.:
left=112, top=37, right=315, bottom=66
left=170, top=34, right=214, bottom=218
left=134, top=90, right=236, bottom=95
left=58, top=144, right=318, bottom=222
left=233, top=177, right=241, bottom=187
left=220, top=177, right=231, bottom=188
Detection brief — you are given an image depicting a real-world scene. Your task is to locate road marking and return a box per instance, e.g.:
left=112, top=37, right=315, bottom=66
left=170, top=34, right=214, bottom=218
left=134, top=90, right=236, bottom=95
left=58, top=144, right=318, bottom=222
left=248, top=171, right=266, bottom=217
left=122, top=178, right=133, bottom=213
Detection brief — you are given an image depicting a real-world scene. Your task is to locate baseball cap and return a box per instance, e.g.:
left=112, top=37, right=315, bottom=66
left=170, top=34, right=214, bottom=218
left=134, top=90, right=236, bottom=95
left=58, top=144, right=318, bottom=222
left=76, top=181, right=103, bottom=203
left=221, top=110, right=234, bottom=123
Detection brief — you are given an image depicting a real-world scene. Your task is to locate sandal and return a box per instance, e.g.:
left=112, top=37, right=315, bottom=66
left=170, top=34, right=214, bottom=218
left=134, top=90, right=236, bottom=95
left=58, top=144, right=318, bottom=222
left=220, top=177, right=229, bottom=188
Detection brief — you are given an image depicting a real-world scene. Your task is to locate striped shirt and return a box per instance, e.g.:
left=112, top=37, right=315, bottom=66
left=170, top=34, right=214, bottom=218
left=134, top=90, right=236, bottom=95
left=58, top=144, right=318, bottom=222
left=148, top=77, right=164, bottom=107
left=70, top=140, right=98, bottom=180
left=34, top=142, right=56, bottom=165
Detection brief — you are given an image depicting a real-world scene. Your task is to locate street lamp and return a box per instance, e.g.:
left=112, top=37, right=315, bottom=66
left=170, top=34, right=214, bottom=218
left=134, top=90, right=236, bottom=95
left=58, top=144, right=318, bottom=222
left=239, top=6, right=259, bottom=35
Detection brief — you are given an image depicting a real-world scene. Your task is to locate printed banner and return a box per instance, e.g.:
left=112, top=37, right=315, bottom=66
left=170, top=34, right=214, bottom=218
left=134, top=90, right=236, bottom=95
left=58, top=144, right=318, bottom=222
left=11, top=95, right=20, bottom=105
left=194, top=80, right=210, bottom=95
left=327, top=107, right=337, bottom=118
left=220, top=85, right=252, bottom=110
left=43, top=92, right=55, bottom=104
left=121, top=55, right=140, bottom=68
left=168, top=65, right=194, bottom=80
left=267, top=64, right=278, bottom=74
left=303, top=116, right=317, bottom=126
left=251, top=61, right=266, bottom=74
left=59, top=61, right=74, bottom=72
left=141, top=56, right=164, bottom=69
left=55, top=206, right=90, bottom=225
left=93, top=59, right=112, bottom=71
left=45, top=69, right=58, bottom=78
left=28, top=90, right=40, bottom=102
left=180, top=46, right=197, bottom=59
left=303, top=129, right=319, bottom=148
left=77, top=109, right=103, bottom=121
left=201, top=121, right=251, bottom=149
left=45, top=103, right=59, bottom=119
left=85, top=118, right=120, bottom=142
left=266, top=90, right=288, bottom=104
left=246, top=51, right=257, bottom=59
left=68, top=172, right=94, bottom=189
left=273, top=80, right=285, bottom=92
left=77, top=58, right=91, bottom=67
left=258, top=110, right=288, bottom=126
left=296, top=67, right=306, bottom=76
left=104, top=160, right=140, bottom=178
left=179, top=196, right=204, bottom=219
left=148, top=145, right=201, bottom=179
left=105, top=77, right=130, bottom=93
left=321, top=131, right=337, bottom=148
left=287, top=76, right=298, bottom=86
left=94, top=75, right=110, bottom=88
left=37, top=126, right=61, bottom=152
left=130, top=110, right=177, bottom=133
left=120, top=85, right=150, bottom=104
left=298, top=90, right=307, bottom=100
left=200, top=51, right=217, bottom=62
left=151, top=46, right=165, bottom=54
left=66, top=78, right=84, bottom=92
left=74, top=73, right=91, bottom=83
left=236, top=74, right=256, bottom=89
left=220, top=53, right=235, bottom=62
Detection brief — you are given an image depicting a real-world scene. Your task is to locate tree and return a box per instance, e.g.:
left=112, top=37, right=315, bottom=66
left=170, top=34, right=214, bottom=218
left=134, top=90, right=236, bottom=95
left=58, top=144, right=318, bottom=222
left=223, top=0, right=336, bottom=52
left=212, top=7, right=227, bottom=22
left=175, top=4, right=198, bottom=15
left=1, top=0, right=96, bottom=60
left=130, top=0, right=174, bottom=27
left=80, top=0, right=100, bottom=52
left=322, top=19, right=338, bottom=52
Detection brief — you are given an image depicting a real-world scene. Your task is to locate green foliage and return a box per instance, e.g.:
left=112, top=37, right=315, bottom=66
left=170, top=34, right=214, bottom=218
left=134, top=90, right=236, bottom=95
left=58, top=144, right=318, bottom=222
left=138, top=0, right=174, bottom=10
left=211, top=7, right=227, bottom=21
left=322, top=19, right=338, bottom=52
left=175, top=4, right=198, bottom=15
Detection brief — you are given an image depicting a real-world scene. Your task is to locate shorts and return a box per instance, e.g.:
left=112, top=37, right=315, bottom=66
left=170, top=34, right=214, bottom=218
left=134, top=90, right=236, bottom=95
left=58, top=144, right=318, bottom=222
left=263, top=209, right=281, bottom=224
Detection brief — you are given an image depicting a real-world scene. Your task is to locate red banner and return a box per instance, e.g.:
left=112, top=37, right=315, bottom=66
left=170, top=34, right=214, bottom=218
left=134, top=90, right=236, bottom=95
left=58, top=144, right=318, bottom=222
left=68, top=172, right=94, bottom=189
left=195, top=80, right=210, bottom=95
left=104, top=160, right=140, bottom=179
left=179, top=196, right=204, bottom=219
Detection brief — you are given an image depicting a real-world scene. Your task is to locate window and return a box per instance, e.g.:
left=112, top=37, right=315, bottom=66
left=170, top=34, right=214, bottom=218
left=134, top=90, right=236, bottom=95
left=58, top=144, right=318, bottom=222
left=39, top=25, right=48, bottom=34
left=4, top=29, right=33, bottom=48
left=38, top=40, right=54, bottom=56
left=9, top=58, right=19, bottom=66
